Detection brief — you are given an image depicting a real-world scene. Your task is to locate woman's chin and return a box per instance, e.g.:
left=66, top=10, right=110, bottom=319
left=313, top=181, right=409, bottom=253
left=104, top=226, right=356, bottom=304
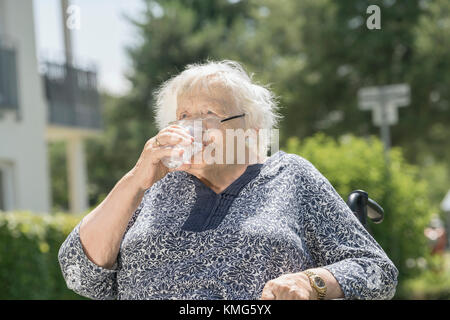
left=184, top=162, right=209, bottom=171
left=184, top=161, right=220, bottom=173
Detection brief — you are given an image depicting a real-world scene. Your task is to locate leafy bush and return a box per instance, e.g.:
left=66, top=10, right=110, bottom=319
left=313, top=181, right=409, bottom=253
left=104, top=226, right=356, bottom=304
left=399, top=253, right=450, bottom=299
left=284, top=133, right=437, bottom=298
left=0, top=211, right=85, bottom=299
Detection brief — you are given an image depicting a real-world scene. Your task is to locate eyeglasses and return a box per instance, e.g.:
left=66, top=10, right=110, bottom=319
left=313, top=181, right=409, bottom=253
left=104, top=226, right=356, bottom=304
left=168, top=113, right=245, bottom=128
left=219, top=113, right=246, bottom=123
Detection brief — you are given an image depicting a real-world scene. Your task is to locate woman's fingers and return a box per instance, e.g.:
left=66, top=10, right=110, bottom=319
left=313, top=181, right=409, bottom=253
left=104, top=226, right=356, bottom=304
left=260, top=281, right=276, bottom=300
left=260, top=275, right=312, bottom=300
left=157, top=126, right=195, bottom=144
left=156, top=131, right=193, bottom=146
left=260, top=291, right=275, bottom=300
left=150, top=146, right=184, bottom=164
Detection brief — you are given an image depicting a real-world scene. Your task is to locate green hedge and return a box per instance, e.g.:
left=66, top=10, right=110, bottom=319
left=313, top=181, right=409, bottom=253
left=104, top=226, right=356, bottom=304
left=0, top=211, right=85, bottom=299
left=397, top=253, right=450, bottom=299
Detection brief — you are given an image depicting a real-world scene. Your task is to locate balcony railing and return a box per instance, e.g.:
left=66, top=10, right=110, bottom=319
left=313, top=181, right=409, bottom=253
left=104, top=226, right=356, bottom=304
left=0, top=38, right=19, bottom=113
left=43, top=61, right=102, bottom=130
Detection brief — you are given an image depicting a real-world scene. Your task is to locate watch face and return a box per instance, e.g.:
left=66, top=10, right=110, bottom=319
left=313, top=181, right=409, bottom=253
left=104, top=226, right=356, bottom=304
left=313, top=276, right=326, bottom=288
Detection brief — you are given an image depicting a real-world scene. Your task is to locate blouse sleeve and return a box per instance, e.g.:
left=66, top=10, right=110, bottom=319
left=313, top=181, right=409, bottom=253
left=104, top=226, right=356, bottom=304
left=58, top=201, right=144, bottom=300
left=298, top=159, right=399, bottom=300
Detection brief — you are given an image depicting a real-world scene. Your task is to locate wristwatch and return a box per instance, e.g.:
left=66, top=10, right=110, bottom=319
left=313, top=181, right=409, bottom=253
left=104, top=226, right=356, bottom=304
left=304, top=270, right=327, bottom=300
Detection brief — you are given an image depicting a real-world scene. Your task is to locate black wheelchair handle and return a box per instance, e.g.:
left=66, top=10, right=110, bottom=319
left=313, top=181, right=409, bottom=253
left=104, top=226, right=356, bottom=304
left=367, top=197, right=384, bottom=224
left=347, top=190, right=368, bottom=226
left=346, top=190, right=384, bottom=227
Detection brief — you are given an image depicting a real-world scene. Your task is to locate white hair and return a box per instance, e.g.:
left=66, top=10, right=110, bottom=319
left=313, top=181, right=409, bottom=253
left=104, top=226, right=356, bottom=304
left=153, top=59, right=282, bottom=157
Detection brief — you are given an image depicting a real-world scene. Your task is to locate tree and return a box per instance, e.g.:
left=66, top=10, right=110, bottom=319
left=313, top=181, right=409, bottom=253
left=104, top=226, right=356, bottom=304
left=234, top=0, right=449, bottom=172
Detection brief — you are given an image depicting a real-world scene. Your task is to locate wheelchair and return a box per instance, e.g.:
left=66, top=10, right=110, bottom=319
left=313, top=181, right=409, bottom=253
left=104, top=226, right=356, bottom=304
left=346, top=190, right=384, bottom=228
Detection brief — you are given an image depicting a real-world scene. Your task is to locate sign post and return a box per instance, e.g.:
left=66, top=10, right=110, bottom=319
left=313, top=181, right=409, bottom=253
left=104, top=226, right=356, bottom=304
left=358, top=84, right=410, bottom=164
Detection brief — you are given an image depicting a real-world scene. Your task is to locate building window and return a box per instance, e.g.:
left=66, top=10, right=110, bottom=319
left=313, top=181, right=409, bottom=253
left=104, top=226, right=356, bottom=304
left=0, top=37, right=20, bottom=118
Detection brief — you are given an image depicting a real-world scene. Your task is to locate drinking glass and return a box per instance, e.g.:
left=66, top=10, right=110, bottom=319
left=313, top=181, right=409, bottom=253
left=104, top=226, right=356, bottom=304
left=161, top=119, right=204, bottom=169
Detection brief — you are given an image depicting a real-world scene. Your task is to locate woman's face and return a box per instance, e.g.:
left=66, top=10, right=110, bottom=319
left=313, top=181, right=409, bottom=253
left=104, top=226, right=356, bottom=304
left=175, top=86, right=249, bottom=169
left=176, top=91, right=230, bottom=122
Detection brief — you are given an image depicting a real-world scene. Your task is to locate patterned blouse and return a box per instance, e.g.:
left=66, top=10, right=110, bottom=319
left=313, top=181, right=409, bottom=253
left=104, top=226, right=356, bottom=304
left=58, top=151, right=398, bottom=300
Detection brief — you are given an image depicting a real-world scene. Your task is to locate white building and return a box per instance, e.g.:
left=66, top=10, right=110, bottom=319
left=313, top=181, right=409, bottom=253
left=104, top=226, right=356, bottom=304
left=0, top=0, right=101, bottom=213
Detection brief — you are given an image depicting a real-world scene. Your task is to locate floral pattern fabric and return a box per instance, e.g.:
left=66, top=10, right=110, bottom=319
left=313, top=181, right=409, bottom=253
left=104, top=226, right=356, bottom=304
left=58, top=151, right=398, bottom=300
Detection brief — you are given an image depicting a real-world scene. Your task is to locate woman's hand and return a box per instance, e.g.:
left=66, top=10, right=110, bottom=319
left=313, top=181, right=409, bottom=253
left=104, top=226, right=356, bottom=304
left=261, top=268, right=344, bottom=300
left=260, top=272, right=317, bottom=300
left=128, top=125, right=195, bottom=191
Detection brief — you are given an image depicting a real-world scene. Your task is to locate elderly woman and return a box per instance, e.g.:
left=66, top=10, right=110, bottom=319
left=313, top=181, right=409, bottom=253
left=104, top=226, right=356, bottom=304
left=58, top=60, right=398, bottom=300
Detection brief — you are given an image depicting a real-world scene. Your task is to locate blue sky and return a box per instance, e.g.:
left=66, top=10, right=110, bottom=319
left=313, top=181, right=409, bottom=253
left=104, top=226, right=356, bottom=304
left=33, top=0, right=146, bottom=96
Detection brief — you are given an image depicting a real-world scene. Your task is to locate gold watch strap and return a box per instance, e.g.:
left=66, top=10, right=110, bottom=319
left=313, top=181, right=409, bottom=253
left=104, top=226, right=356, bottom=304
left=304, top=270, right=327, bottom=300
